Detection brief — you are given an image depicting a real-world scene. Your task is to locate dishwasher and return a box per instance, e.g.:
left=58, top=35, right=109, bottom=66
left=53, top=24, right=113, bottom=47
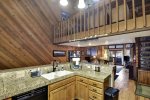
left=12, top=86, right=48, bottom=100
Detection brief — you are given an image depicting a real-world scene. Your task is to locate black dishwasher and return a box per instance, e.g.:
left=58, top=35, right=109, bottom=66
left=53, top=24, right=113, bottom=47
left=12, top=86, right=48, bottom=100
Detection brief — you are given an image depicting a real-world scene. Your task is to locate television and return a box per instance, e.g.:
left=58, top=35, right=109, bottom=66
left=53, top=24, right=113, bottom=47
left=53, top=50, right=66, bottom=57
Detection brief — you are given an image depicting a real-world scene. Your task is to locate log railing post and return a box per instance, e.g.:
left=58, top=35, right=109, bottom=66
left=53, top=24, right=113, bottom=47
left=116, top=0, right=119, bottom=32
left=124, top=0, right=127, bottom=30
left=142, top=0, right=146, bottom=27
left=132, top=0, right=136, bottom=29
left=103, top=0, right=106, bottom=34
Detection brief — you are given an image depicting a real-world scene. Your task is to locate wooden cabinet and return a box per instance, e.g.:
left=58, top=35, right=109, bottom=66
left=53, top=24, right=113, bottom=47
left=89, top=86, right=103, bottom=94
left=50, top=86, right=66, bottom=100
left=89, top=91, right=103, bottom=100
left=76, top=81, right=89, bottom=100
left=76, top=76, right=89, bottom=100
left=76, top=76, right=88, bottom=84
left=50, top=81, right=76, bottom=100
left=76, top=76, right=109, bottom=100
left=138, top=69, right=150, bottom=86
left=49, top=76, right=109, bottom=100
left=66, top=82, right=76, bottom=100
left=49, top=77, right=76, bottom=100
left=89, top=79, right=103, bottom=89
left=88, top=79, right=105, bottom=100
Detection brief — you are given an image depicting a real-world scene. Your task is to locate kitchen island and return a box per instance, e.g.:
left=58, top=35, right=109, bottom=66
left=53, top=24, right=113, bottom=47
left=0, top=63, right=113, bottom=100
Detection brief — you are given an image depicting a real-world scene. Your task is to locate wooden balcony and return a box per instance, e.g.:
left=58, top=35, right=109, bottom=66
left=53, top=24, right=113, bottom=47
left=54, top=0, right=150, bottom=44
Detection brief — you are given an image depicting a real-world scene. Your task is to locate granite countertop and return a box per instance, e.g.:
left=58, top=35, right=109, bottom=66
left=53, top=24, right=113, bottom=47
left=0, top=70, right=111, bottom=100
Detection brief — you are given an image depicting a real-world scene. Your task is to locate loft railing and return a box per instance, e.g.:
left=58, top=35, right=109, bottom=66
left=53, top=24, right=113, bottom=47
left=54, top=0, right=150, bottom=44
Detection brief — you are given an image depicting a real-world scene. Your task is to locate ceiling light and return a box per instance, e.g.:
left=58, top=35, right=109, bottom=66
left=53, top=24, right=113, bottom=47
left=60, top=0, right=68, bottom=6
left=93, top=0, right=99, bottom=2
left=78, top=44, right=80, bottom=47
left=78, top=0, right=85, bottom=9
left=89, top=42, right=91, bottom=46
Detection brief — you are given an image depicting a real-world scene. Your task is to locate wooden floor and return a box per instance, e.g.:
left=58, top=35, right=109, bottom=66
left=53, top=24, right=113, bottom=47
left=114, top=68, right=150, bottom=100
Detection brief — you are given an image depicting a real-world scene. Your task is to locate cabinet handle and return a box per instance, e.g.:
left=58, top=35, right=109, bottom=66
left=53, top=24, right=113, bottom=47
left=93, top=96, right=97, bottom=99
left=92, top=89, right=97, bottom=92
left=80, top=79, right=83, bottom=82
left=92, top=83, right=97, bottom=86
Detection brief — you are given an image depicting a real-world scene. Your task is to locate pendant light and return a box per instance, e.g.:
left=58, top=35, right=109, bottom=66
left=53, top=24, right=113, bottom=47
left=60, top=0, right=68, bottom=6
left=78, top=0, right=85, bottom=9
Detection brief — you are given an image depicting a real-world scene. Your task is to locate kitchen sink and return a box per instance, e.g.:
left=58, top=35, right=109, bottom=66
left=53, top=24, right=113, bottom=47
left=41, top=70, right=73, bottom=80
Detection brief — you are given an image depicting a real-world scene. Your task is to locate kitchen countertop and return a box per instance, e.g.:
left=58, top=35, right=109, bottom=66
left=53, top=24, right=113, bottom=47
left=0, top=70, right=111, bottom=100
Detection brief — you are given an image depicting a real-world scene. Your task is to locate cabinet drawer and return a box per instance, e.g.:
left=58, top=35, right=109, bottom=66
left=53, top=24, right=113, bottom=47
left=89, top=91, right=103, bottom=100
left=89, top=86, right=103, bottom=94
left=89, top=80, right=103, bottom=89
left=76, top=76, right=88, bottom=84
left=49, top=77, right=75, bottom=91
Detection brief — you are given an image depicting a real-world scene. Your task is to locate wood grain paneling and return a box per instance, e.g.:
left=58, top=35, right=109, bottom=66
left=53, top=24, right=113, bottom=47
left=138, top=69, right=150, bottom=86
left=0, top=0, right=76, bottom=70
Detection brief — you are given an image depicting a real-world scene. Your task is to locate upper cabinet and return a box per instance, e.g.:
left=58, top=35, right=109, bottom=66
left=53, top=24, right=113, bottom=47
left=54, top=0, right=150, bottom=44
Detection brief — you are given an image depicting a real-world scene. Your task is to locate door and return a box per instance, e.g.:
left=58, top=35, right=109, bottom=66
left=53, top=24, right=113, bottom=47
left=66, top=82, right=76, bottom=100
left=50, top=86, right=66, bottom=100
left=76, top=81, right=88, bottom=100
left=115, top=51, right=123, bottom=65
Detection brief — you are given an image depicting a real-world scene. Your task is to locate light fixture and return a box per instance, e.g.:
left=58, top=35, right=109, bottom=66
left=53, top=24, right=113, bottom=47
left=89, top=42, right=91, bottom=46
left=60, top=0, right=68, bottom=6
left=78, top=0, right=85, bottom=9
left=77, top=44, right=80, bottom=47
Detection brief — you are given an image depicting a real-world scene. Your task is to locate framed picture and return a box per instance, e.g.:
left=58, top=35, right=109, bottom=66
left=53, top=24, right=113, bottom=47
left=116, top=44, right=124, bottom=49
left=108, top=45, right=115, bottom=49
left=53, top=50, right=66, bottom=57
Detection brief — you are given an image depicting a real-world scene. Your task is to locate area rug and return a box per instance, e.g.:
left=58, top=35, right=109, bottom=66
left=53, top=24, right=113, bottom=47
left=135, top=84, right=150, bottom=98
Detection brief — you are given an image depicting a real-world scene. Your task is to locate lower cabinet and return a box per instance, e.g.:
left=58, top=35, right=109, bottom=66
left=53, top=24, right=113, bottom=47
left=5, top=76, right=109, bottom=100
left=66, top=82, right=76, bottom=100
left=89, top=91, right=103, bottom=100
left=76, top=81, right=88, bottom=100
left=49, top=77, right=76, bottom=100
left=50, top=85, right=66, bottom=100
left=50, top=82, right=76, bottom=100
left=49, top=76, right=109, bottom=100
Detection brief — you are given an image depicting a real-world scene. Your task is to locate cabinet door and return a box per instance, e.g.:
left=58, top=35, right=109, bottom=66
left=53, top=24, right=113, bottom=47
left=66, top=81, right=76, bottom=100
left=50, top=86, right=66, bottom=100
left=76, top=81, right=88, bottom=100
left=138, top=70, right=150, bottom=85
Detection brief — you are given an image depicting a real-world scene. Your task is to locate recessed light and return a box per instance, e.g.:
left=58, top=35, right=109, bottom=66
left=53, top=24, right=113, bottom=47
left=78, top=0, right=85, bottom=9
left=60, top=0, right=68, bottom=6
left=89, top=43, right=91, bottom=46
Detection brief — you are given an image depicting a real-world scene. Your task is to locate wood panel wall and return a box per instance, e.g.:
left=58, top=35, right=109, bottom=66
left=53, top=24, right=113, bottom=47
left=138, top=69, right=150, bottom=86
left=0, top=0, right=76, bottom=70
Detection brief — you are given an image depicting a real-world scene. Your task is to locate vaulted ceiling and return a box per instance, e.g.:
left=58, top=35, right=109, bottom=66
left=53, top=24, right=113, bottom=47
left=0, top=0, right=76, bottom=70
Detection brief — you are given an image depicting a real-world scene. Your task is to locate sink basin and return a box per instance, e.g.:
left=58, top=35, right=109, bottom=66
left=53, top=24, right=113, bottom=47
left=41, top=70, right=73, bottom=80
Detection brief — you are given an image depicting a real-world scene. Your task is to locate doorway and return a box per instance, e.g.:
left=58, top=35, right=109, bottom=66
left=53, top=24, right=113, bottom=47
left=109, top=50, right=124, bottom=66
